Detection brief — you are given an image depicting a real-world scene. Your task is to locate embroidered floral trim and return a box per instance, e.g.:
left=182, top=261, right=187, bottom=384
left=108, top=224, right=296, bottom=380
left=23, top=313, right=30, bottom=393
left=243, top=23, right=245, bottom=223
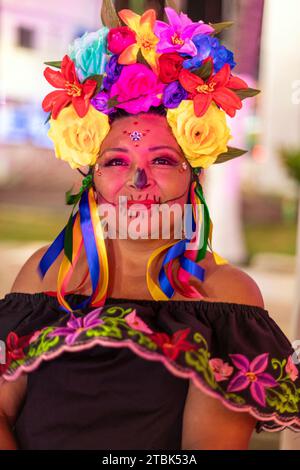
left=1, top=304, right=300, bottom=432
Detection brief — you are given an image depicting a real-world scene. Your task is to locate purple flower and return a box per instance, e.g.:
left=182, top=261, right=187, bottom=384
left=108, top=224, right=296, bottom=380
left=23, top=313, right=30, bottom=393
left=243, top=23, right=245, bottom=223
left=183, top=34, right=236, bottom=72
left=103, top=54, right=123, bottom=91
left=154, top=7, right=214, bottom=56
left=91, top=90, right=115, bottom=114
left=227, top=353, right=278, bottom=407
left=163, top=81, right=188, bottom=108
left=48, top=308, right=104, bottom=346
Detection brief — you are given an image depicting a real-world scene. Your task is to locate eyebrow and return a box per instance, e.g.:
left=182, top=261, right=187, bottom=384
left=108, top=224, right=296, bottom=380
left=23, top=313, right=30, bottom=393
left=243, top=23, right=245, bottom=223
left=100, top=145, right=182, bottom=158
left=100, top=147, right=129, bottom=157
left=148, top=146, right=182, bottom=156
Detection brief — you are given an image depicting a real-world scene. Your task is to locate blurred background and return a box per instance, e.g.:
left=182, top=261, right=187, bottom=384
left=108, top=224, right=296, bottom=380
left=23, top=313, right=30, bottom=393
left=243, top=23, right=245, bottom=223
left=0, top=0, right=300, bottom=450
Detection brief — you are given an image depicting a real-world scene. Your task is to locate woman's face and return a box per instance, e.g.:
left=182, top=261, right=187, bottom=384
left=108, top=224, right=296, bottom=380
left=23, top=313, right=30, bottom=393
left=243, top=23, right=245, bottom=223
left=93, top=113, right=192, bottom=239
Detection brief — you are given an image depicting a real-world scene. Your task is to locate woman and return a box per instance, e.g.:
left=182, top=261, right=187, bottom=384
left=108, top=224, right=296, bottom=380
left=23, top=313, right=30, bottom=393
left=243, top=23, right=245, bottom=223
left=0, top=4, right=300, bottom=450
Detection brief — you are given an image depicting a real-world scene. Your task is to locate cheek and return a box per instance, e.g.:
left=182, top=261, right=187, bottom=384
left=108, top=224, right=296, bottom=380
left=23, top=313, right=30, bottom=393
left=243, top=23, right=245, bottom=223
left=155, top=168, right=191, bottom=201
left=94, top=170, right=127, bottom=201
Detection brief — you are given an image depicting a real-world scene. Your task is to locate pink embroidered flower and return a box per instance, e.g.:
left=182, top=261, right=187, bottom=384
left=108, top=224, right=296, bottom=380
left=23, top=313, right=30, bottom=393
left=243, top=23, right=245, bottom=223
left=209, top=358, right=234, bottom=382
left=154, top=7, right=214, bottom=56
left=110, top=63, right=165, bottom=114
left=285, top=355, right=299, bottom=382
left=29, top=330, right=42, bottom=344
left=48, top=308, right=104, bottom=346
left=227, top=353, right=278, bottom=407
left=125, top=310, right=154, bottom=334
left=0, top=331, right=33, bottom=374
left=149, top=328, right=197, bottom=361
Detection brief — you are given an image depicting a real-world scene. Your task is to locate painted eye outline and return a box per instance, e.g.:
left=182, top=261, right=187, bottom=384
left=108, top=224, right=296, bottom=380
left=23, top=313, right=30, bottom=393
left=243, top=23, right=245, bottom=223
left=101, top=155, right=180, bottom=168
left=151, top=155, right=180, bottom=166
left=102, top=157, right=130, bottom=167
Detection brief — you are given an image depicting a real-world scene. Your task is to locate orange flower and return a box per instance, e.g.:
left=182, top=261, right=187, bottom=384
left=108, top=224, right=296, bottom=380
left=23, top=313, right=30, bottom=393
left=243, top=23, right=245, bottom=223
left=117, top=9, right=160, bottom=73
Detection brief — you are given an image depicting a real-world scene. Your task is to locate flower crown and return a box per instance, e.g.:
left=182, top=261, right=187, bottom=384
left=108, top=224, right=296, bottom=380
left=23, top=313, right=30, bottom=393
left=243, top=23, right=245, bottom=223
left=42, top=1, right=259, bottom=172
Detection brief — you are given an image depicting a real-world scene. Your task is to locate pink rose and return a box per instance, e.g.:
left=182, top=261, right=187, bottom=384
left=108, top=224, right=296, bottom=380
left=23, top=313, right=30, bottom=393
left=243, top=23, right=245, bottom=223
left=285, top=355, right=299, bottom=382
left=110, top=63, right=165, bottom=114
left=107, top=26, right=136, bottom=55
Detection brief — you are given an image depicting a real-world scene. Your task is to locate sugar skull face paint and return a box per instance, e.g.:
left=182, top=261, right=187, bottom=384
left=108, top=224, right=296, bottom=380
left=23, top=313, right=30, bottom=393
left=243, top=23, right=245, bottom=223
left=93, top=113, right=192, bottom=238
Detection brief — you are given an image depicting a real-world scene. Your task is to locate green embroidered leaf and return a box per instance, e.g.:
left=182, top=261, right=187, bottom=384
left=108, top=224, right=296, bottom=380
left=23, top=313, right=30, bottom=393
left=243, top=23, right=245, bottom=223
left=210, top=21, right=234, bottom=35
left=234, top=88, right=261, bottom=100
left=214, top=147, right=248, bottom=164
left=44, top=60, right=62, bottom=68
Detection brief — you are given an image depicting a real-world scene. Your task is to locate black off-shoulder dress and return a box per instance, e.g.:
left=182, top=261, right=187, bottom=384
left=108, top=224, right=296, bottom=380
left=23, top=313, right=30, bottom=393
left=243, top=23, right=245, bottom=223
left=0, top=292, right=300, bottom=450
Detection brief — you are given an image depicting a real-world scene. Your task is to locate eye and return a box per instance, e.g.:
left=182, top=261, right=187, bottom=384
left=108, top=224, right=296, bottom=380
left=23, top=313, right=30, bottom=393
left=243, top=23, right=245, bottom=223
left=152, top=156, right=178, bottom=166
left=103, top=158, right=129, bottom=167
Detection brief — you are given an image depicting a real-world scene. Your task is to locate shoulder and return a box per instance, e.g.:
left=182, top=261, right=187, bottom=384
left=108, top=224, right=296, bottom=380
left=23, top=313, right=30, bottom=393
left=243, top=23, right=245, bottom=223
left=199, top=253, right=265, bottom=309
left=10, top=244, right=60, bottom=294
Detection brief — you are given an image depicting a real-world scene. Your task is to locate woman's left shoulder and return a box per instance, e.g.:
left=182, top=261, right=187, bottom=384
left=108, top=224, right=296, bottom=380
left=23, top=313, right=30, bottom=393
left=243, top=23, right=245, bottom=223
left=201, top=255, right=265, bottom=309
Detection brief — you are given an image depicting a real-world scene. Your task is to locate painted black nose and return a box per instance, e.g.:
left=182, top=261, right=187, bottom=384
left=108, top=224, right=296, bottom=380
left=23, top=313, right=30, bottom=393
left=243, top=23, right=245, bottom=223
left=133, top=168, right=148, bottom=189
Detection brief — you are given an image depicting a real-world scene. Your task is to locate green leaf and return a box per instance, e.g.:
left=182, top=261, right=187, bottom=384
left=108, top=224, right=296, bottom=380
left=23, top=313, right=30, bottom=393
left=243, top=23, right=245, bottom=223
left=107, top=96, right=119, bottom=108
left=101, top=0, right=121, bottom=28
left=193, top=61, right=213, bottom=81
left=165, top=0, right=179, bottom=13
left=210, top=21, right=234, bottom=35
left=214, top=147, right=248, bottom=164
left=136, top=49, right=150, bottom=68
left=65, top=188, right=82, bottom=206
left=64, top=213, right=74, bottom=265
left=234, top=88, right=261, bottom=100
left=44, top=113, right=51, bottom=125
left=85, top=74, right=103, bottom=95
left=44, top=61, right=62, bottom=68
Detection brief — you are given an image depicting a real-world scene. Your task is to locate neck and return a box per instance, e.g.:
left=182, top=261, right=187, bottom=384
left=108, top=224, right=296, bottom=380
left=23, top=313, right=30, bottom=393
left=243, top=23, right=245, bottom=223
left=106, top=236, right=178, bottom=298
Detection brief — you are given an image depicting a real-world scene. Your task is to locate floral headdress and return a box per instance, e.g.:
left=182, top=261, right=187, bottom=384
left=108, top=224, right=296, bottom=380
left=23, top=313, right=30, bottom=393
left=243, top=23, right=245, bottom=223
left=39, top=0, right=260, bottom=313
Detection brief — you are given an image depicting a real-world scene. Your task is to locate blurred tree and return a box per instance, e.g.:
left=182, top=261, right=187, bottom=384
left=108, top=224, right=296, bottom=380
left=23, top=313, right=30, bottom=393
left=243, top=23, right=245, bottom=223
left=279, top=148, right=300, bottom=450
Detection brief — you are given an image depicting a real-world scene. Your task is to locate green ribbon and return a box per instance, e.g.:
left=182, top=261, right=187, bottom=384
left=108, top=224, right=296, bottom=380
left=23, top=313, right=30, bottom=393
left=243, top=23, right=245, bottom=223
left=64, top=174, right=93, bottom=264
left=193, top=180, right=211, bottom=263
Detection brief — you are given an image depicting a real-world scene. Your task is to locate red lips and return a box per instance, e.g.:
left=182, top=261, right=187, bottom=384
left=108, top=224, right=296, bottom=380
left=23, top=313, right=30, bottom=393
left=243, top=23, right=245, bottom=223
left=127, top=199, right=156, bottom=207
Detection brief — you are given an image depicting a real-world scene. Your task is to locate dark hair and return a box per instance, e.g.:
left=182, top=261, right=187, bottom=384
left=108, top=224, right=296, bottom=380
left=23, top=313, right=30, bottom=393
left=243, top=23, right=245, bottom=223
left=108, top=105, right=167, bottom=125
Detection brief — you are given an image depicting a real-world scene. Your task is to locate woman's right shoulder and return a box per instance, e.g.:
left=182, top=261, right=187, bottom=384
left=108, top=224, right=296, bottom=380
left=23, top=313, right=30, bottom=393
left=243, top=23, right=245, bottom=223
left=10, top=244, right=63, bottom=294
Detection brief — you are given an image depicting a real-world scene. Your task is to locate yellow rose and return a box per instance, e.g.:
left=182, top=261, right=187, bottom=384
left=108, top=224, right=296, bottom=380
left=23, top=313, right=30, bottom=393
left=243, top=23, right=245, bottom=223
left=47, top=105, right=110, bottom=169
left=167, top=100, right=232, bottom=169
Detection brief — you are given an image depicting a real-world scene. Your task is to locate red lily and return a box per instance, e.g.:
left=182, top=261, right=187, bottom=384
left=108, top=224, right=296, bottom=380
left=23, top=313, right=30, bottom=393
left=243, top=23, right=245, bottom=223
left=179, top=61, right=248, bottom=118
left=42, top=55, right=97, bottom=119
left=149, top=328, right=197, bottom=361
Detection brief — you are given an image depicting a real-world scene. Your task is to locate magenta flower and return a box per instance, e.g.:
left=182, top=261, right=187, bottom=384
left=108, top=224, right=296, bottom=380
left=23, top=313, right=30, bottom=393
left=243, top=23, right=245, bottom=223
left=227, top=353, right=278, bottom=407
left=125, top=310, right=154, bottom=334
left=48, top=308, right=104, bottom=346
left=209, top=358, right=234, bottom=382
left=110, top=63, right=164, bottom=114
left=154, top=7, right=214, bottom=56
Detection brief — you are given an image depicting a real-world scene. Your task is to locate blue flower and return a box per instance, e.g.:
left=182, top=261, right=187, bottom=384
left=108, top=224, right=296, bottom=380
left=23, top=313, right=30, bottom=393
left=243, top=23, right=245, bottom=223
left=183, top=34, right=236, bottom=72
left=68, top=27, right=109, bottom=82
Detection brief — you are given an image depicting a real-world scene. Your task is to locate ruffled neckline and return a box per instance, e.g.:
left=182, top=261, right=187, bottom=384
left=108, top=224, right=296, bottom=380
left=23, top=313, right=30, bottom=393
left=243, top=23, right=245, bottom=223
left=5, top=291, right=269, bottom=314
